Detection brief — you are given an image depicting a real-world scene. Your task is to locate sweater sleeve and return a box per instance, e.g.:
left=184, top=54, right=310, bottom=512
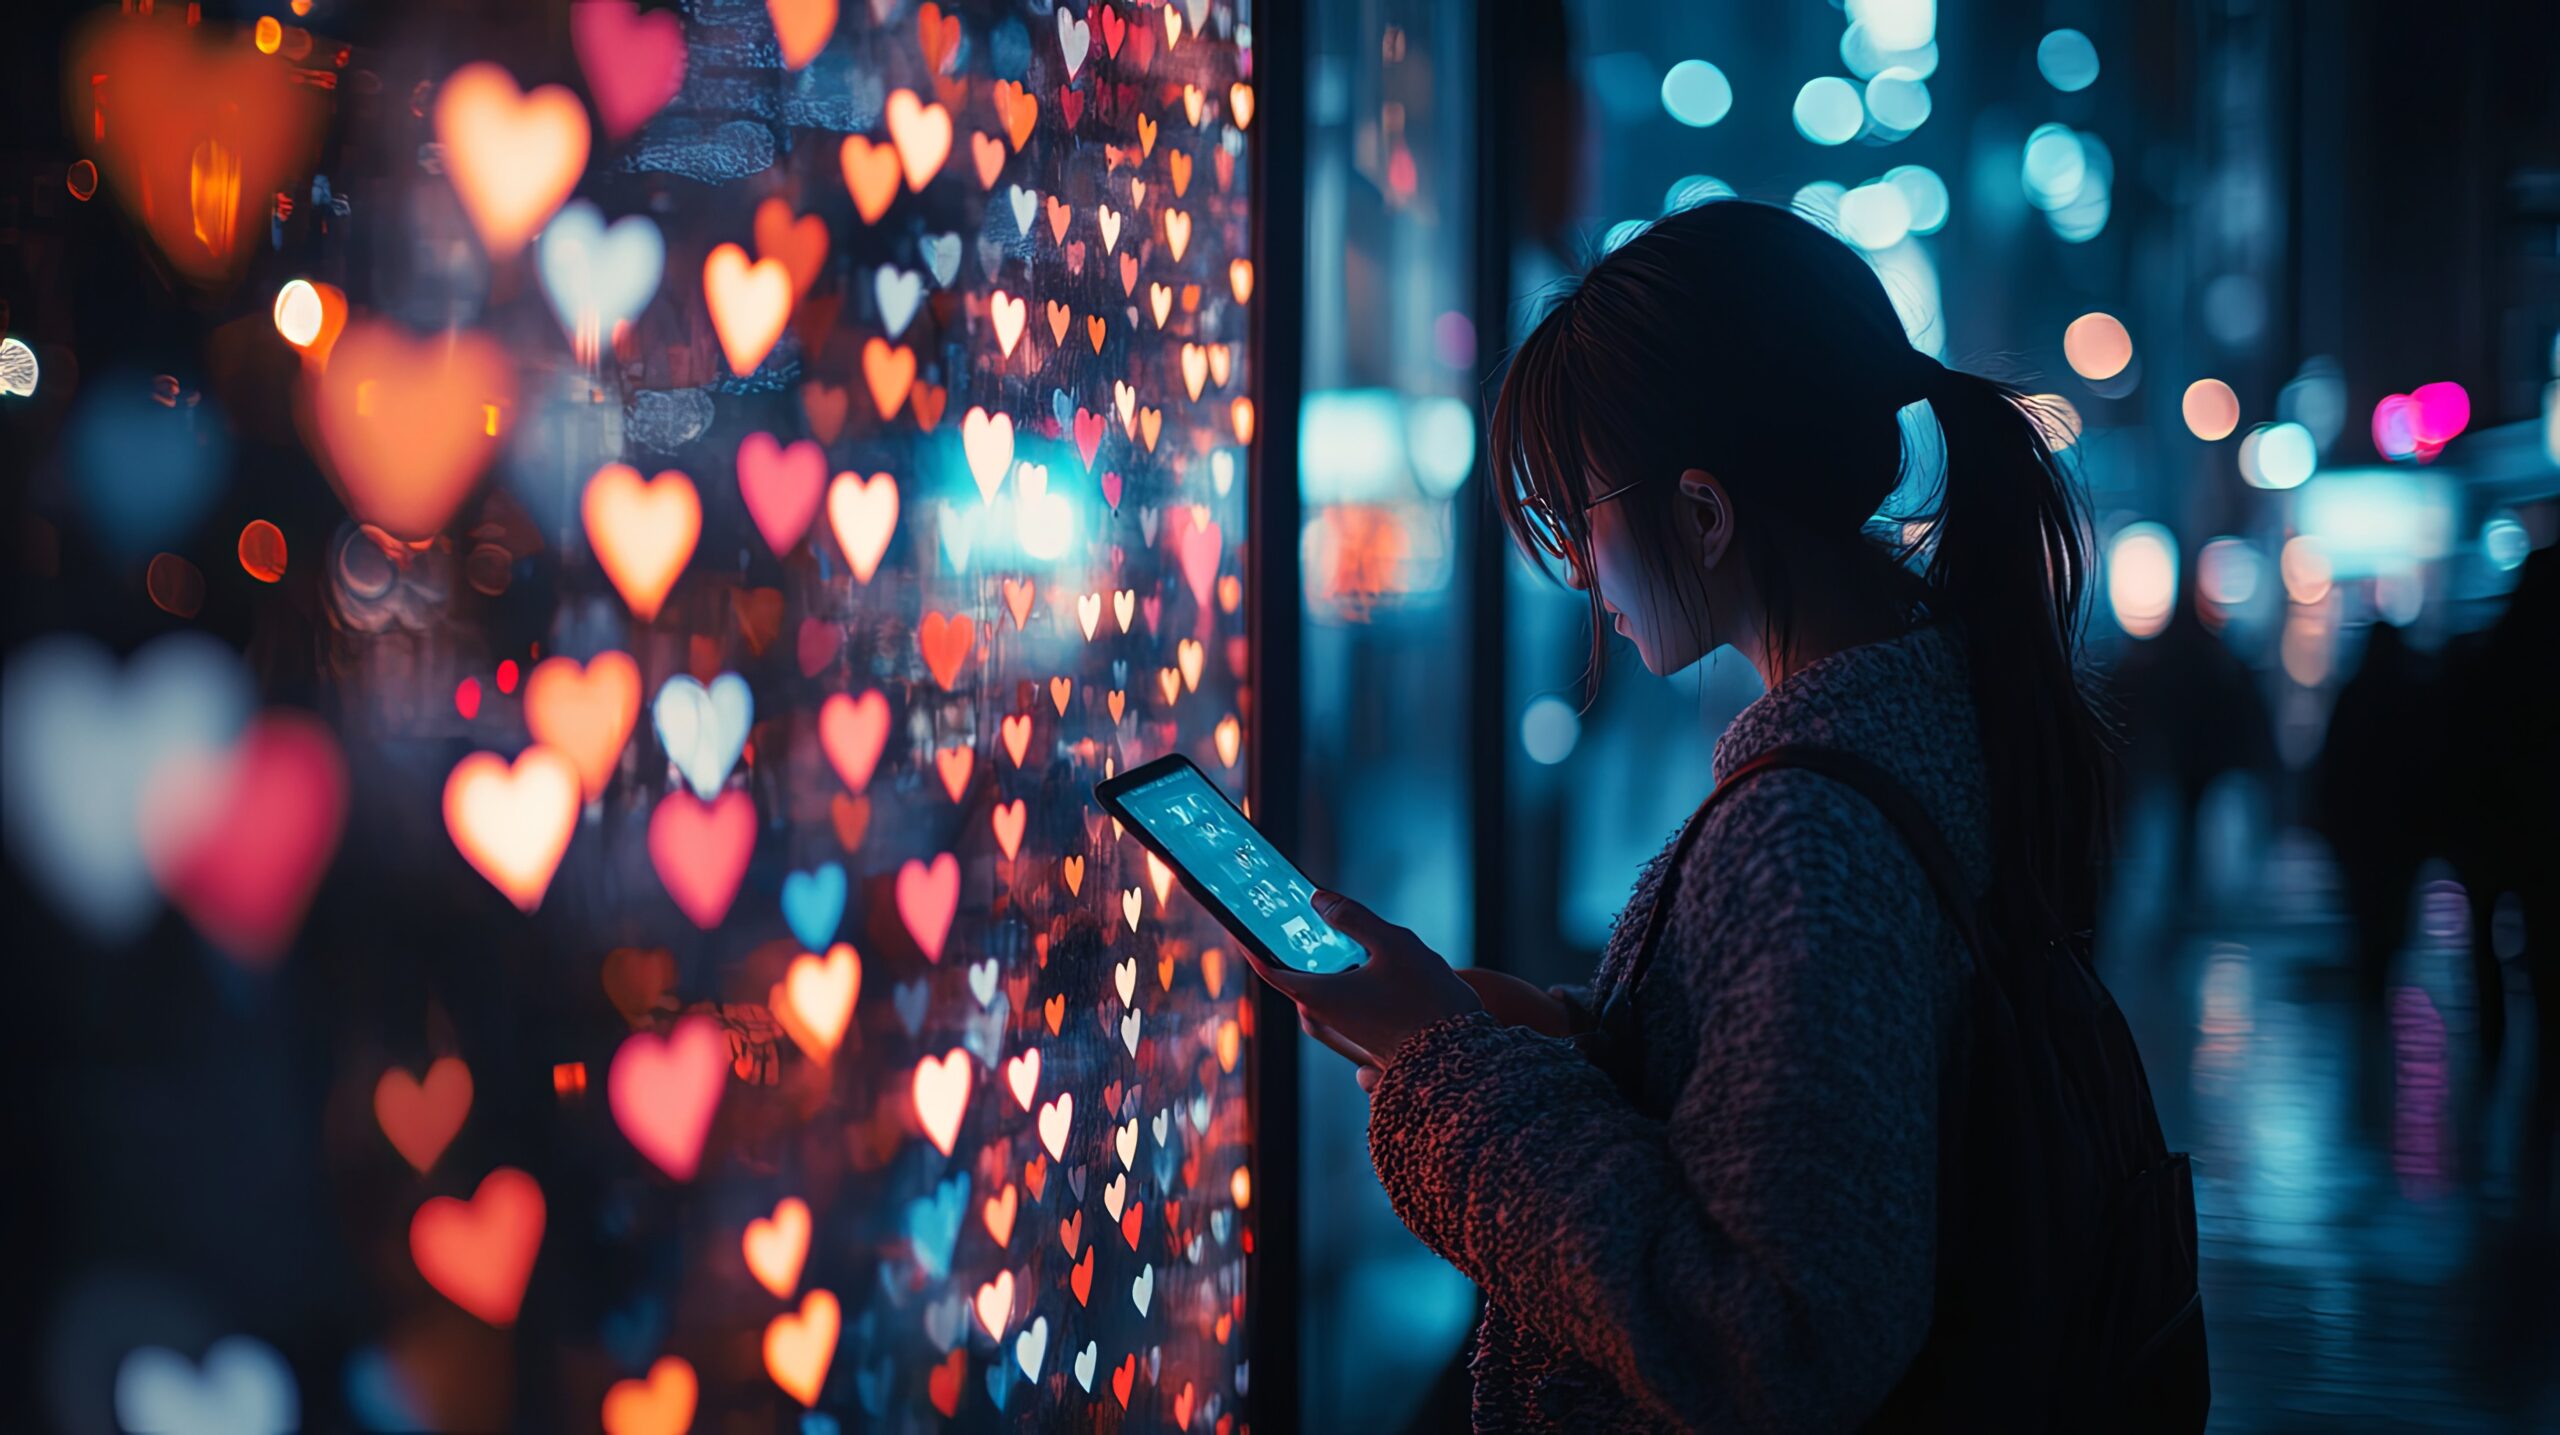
left=1366, top=773, right=1949, bottom=1431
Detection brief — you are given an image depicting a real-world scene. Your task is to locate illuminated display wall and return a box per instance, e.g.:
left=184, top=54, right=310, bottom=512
left=13, top=1, right=1265, bottom=1429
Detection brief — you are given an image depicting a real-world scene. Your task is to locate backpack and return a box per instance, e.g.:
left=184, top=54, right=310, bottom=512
left=1577, top=743, right=2210, bottom=1430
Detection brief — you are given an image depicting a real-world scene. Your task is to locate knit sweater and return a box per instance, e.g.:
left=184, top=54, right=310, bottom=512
left=1367, top=623, right=1993, bottom=1432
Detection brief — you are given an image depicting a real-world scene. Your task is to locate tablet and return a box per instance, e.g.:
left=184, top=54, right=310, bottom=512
left=1094, top=754, right=1367, bottom=973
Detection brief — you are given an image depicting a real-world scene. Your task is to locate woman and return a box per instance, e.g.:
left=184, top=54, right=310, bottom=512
left=1245, top=201, right=2185, bottom=1430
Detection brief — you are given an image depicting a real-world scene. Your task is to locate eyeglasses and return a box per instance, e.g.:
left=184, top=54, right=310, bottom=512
left=1520, top=473, right=1655, bottom=563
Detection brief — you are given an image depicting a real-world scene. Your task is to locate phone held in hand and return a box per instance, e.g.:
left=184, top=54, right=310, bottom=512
left=1093, top=754, right=1367, bottom=974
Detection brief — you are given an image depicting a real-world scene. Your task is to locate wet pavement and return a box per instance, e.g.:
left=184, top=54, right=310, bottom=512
left=2098, top=828, right=2557, bottom=1432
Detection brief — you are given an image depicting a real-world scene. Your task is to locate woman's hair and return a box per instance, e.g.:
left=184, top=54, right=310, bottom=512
left=1490, top=199, right=2114, bottom=947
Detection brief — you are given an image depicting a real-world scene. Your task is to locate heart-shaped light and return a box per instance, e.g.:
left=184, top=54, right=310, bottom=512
left=884, top=89, right=952, bottom=191
left=825, top=471, right=899, bottom=582
left=609, top=1014, right=728, bottom=1179
left=443, top=747, right=580, bottom=911
left=570, top=1, right=686, bottom=139
left=648, top=788, right=754, bottom=929
left=523, top=651, right=640, bottom=801
left=600, top=1355, right=696, bottom=1435
left=897, top=852, right=960, bottom=961
left=776, top=943, right=860, bottom=1061
left=651, top=672, right=752, bottom=801
left=744, top=1196, right=811, bottom=1298
left=582, top=464, right=699, bottom=621
left=375, top=1056, right=472, bottom=1174
left=736, top=431, right=826, bottom=557
left=762, top=1288, right=839, bottom=1408
left=703, top=243, right=792, bottom=377
left=912, top=1045, right=972, bottom=1155
left=313, top=321, right=515, bottom=542
left=434, top=62, right=588, bottom=261
left=409, top=1166, right=545, bottom=1326
left=537, top=201, right=663, bottom=355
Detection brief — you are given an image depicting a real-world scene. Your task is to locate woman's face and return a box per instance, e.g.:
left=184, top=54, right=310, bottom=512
left=1565, top=468, right=1734, bottom=677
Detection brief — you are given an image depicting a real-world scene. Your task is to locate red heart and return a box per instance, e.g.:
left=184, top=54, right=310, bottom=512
left=737, top=431, right=827, bottom=556
left=1074, top=409, right=1107, bottom=470
left=928, top=1349, right=965, bottom=1417
left=142, top=711, right=346, bottom=968
left=1060, top=87, right=1085, bottom=131
left=1096, top=3, right=1126, bottom=57
left=570, top=0, right=687, bottom=139
left=375, top=1056, right=472, bottom=1173
left=648, top=789, right=755, bottom=928
left=918, top=611, right=975, bottom=690
left=796, top=617, right=841, bottom=677
left=410, top=1166, right=545, bottom=1326
left=1111, top=1354, right=1137, bottom=1409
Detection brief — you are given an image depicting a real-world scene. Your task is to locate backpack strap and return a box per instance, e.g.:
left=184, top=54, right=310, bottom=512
left=1613, top=742, right=1982, bottom=1015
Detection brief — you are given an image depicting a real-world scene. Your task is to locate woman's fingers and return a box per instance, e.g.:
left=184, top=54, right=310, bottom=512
left=1355, top=1065, right=1382, bottom=1094
left=1298, top=1009, right=1381, bottom=1069
left=1311, top=889, right=1405, bottom=960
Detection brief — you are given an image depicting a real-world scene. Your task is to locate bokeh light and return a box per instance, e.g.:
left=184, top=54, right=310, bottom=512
left=2198, top=537, right=2263, bottom=609
left=2375, top=569, right=2425, bottom=626
left=1660, top=60, right=1732, bottom=128
left=1520, top=694, right=1580, bottom=765
left=0, top=337, right=38, bottom=398
left=2256, top=421, right=2317, bottom=489
left=2281, top=535, right=2334, bottom=605
left=2107, top=521, right=2178, bottom=639
left=2409, top=380, right=2470, bottom=449
left=1794, top=77, right=1866, bottom=146
left=1849, top=0, right=1937, bottom=52
left=1885, top=164, right=1949, bottom=234
left=1838, top=181, right=1914, bottom=251
left=1792, top=180, right=1848, bottom=230
left=2064, top=311, right=2133, bottom=381
left=273, top=280, right=324, bottom=348
left=2202, top=273, right=2265, bottom=345
left=2183, top=378, right=2240, bottom=441
left=2481, top=512, right=2528, bottom=571
left=2023, top=393, right=2083, bottom=451
left=146, top=552, right=207, bottom=618
left=2038, top=29, right=2100, bottom=91
left=1663, top=174, right=1736, bottom=213
left=2373, top=393, right=2420, bottom=461
left=238, top=520, right=288, bottom=582
left=2278, top=355, right=2349, bottom=452
left=1865, top=68, right=1932, bottom=134
left=2022, top=123, right=2086, bottom=210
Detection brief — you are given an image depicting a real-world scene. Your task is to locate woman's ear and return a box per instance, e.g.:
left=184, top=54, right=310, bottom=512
left=1677, top=468, right=1734, bottom=566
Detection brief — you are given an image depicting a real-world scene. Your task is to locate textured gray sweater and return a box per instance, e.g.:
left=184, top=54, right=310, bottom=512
left=1367, top=624, right=1992, bottom=1432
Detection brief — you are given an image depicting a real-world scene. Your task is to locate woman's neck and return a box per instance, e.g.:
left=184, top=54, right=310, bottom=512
left=1736, top=567, right=1917, bottom=692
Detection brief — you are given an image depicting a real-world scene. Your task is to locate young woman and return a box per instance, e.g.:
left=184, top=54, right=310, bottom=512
left=1244, top=201, right=2184, bottom=1430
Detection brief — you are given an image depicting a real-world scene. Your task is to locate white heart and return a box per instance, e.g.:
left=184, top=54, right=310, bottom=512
left=1120, top=1007, right=1142, bottom=1056
left=1113, top=957, right=1137, bottom=1005
left=651, top=673, right=753, bottom=800
left=969, top=957, right=1000, bottom=1007
left=1130, top=1263, right=1154, bottom=1316
left=1038, top=1091, right=1074, bottom=1160
left=1115, top=1117, right=1138, bottom=1169
left=1014, top=1315, right=1049, bottom=1380
left=1104, top=1171, right=1127, bottom=1219
left=1008, top=185, right=1038, bottom=237
left=1057, top=8, right=1092, bottom=80
left=874, top=266, right=923, bottom=339
left=923, top=232, right=961, bottom=286
left=1073, top=1340, right=1099, bottom=1392
left=937, top=500, right=978, bottom=574
left=537, top=201, right=664, bottom=350
left=2, top=634, right=251, bottom=941
left=116, top=1336, right=300, bottom=1435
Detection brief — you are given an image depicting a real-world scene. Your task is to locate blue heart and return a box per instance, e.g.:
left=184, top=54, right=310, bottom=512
left=781, top=862, right=846, bottom=951
left=893, top=979, right=930, bottom=1037
left=1051, top=388, right=1076, bottom=429
left=907, top=1171, right=969, bottom=1279
left=854, top=1357, right=894, bottom=1418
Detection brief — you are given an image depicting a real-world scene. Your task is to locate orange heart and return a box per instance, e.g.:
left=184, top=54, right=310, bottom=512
left=983, top=1182, right=1018, bottom=1246
left=861, top=338, right=915, bottom=419
left=444, top=746, right=580, bottom=910
left=971, top=131, right=1006, bottom=188
left=754, top=197, right=828, bottom=298
left=763, top=1288, right=839, bottom=1407
left=375, top=1056, right=472, bottom=1173
left=582, top=465, right=699, bottom=621
left=803, top=381, right=850, bottom=443
left=993, top=80, right=1038, bottom=151
left=934, top=744, right=974, bottom=803
left=765, top=0, right=837, bottom=70
left=704, top=243, right=792, bottom=377
left=1230, top=259, right=1255, bottom=303
left=1060, top=855, right=1084, bottom=896
left=601, top=1355, right=696, bottom=1435
left=909, top=383, right=947, bottom=432
left=991, top=798, right=1026, bottom=859
left=1044, top=992, right=1066, bottom=1032
left=410, top=1166, right=545, bottom=1326
left=884, top=89, right=952, bottom=190
left=1230, top=83, right=1256, bottom=129
left=828, top=794, right=871, bottom=851
left=918, top=611, right=974, bottom=690
left=434, top=62, right=589, bottom=261
left=744, top=1195, right=811, bottom=1298
left=839, top=136, right=902, bottom=223
left=1071, top=1244, right=1095, bottom=1305
left=524, top=652, right=639, bottom=800
left=1002, top=578, right=1037, bottom=629
left=917, top=2, right=961, bottom=71
left=826, top=470, right=899, bottom=582
left=313, top=321, right=514, bottom=541
left=1000, top=713, right=1033, bottom=766
left=775, top=944, right=860, bottom=1062
left=67, top=12, right=323, bottom=286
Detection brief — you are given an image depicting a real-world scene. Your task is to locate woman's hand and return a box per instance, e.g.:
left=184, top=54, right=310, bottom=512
left=1241, top=891, right=1483, bottom=1081
left=1457, top=968, right=1580, bottom=1038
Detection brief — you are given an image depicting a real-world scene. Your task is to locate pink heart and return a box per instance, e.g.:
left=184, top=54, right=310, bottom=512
left=1100, top=471, right=1122, bottom=511
left=1074, top=409, right=1106, bottom=470
left=570, top=0, right=687, bottom=140
left=737, top=431, right=826, bottom=557
left=609, top=1014, right=728, bottom=1180
left=897, top=851, right=960, bottom=962
left=819, top=690, right=889, bottom=793
left=141, top=710, right=347, bottom=969
left=1177, top=518, right=1222, bottom=610
left=648, top=789, right=755, bottom=928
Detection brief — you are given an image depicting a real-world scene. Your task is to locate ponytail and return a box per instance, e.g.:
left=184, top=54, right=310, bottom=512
left=1909, top=361, right=2114, bottom=947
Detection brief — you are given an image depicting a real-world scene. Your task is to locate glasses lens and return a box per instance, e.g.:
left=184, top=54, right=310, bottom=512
left=1523, top=499, right=1568, bottom=554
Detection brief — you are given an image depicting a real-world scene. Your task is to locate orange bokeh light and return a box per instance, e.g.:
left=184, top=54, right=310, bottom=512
left=238, top=519, right=288, bottom=582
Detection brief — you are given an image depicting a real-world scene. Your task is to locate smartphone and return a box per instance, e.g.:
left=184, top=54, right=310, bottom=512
left=1093, top=754, right=1367, bottom=973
